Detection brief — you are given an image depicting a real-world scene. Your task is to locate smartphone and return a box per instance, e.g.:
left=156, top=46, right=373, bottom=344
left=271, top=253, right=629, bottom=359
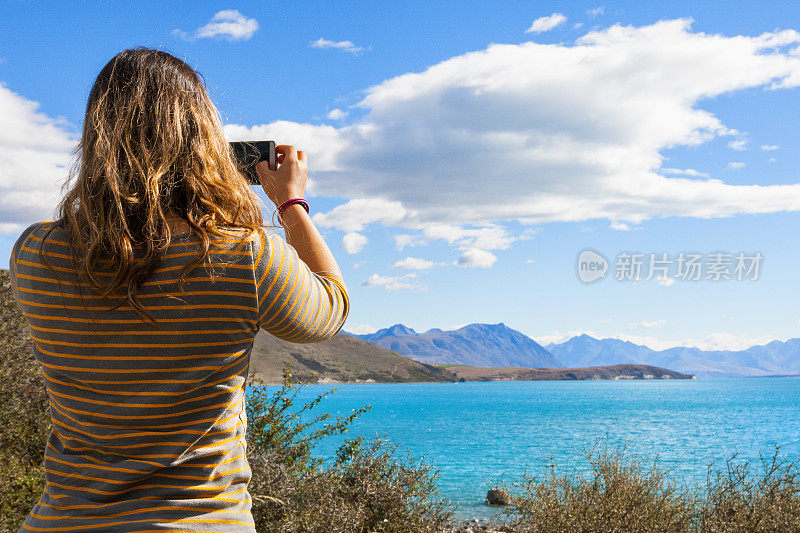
left=229, top=141, right=277, bottom=185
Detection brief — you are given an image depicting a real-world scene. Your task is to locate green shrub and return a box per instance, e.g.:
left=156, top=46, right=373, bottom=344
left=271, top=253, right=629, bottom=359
left=245, top=364, right=371, bottom=472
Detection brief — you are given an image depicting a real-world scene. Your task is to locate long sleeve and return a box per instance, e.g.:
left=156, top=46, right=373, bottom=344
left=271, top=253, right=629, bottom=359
left=251, top=227, right=349, bottom=343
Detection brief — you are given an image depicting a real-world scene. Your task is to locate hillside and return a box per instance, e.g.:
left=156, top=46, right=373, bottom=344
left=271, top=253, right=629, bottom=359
left=249, top=331, right=456, bottom=384
left=445, top=363, right=694, bottom=382
left=353, top=322, right=563, bottom=368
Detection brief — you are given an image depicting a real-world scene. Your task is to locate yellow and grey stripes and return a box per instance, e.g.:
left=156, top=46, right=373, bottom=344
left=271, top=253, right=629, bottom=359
left=10, top=220, right=349, bottom=532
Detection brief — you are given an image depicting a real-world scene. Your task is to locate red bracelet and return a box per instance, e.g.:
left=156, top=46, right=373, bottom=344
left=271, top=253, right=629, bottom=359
left=277, top=198, right=309, bottom=225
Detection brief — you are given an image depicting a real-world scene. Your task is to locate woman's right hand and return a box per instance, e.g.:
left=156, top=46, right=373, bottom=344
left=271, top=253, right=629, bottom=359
left=255, top=143, right=344, bottom=282
left=255, top=144, right=307, bottom=206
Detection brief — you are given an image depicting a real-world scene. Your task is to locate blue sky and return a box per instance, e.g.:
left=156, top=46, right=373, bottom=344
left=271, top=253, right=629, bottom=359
left=2, top=0, right=799, bottom=350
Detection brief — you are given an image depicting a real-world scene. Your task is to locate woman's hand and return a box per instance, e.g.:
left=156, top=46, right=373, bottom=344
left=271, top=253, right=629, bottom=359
left=255, top=143, right=344, bottom=280
left=255, top=145, right=307, bottom=207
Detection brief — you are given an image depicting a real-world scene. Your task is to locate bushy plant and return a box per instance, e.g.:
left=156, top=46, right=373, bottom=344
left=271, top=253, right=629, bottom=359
left=494, top=443, right=697, bottom=533
left=493, top=442, right=800, bottom=533
left=0, top=271, right=50, bottom=533
left=699, top=448, right=800, bottom=532
left=245, top=364, right=370, bottom=472
left=245, top=364, right=455, bottom=532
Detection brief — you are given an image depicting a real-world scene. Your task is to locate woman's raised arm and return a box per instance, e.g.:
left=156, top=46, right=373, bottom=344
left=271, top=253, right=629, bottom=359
left=253, top=145, right=349, bottom=342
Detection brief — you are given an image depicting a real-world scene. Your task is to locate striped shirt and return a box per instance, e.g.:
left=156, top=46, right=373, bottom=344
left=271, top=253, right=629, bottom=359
left=9, top=220, right=349, bottom=532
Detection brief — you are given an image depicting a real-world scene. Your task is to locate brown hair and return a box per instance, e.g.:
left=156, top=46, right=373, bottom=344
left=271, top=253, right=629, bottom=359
left=43, top=47, right=269, bottom=323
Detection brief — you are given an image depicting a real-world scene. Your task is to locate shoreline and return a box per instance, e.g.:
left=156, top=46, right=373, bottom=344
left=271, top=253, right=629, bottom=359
left=249, top=373, right=800, bottom=386
left=250, top=362, right=696, bottom=385
left=249, top=376, right=699, bottom=386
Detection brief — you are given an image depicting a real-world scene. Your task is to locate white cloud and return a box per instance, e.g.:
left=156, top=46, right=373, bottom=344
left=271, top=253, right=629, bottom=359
left=573, top=23, right=584, bottom=30
left=362, top=272, right=426, bottom=290
left=610, top=221, right=631, bottom=231
left=727, top=138, right=748, bottom=151
left=525, top=13, right=567, bottom=34
left=309, top=38, right=368, bottom=55
left=630, top=319, right=667, bottom=329
left=327, top=108, right=348, bottom=120
left=222, top=19, right=800, bottom=245
left=389, top=224, right=524, bottom=253
left=394, top=234, right=419, bottom=251
left=173, top=10, right=259, bottom=41
left=455, top=247, right=497, bottom=268
left=344, top=323, right=378, bottom=335
left=728, top=161, right=746, bottom=170
left=587, top=7, right=605, bottom=17
left=0, top=83, right=74, bottom=234
left=660, top=167, right=710, bottom=178
left=423, top=224, right=518, bottom=250
left=311, top=198, right=407, bottom=232
left=342, top=232, right=368, bottom=254
left=761, top=144, right=779, bottom=151
left=394, top=256, right=441, bottom=270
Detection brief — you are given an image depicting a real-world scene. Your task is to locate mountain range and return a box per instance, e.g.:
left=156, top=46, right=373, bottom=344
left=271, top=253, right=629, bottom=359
left=354, top=322, right=562, bottom=368
left=350, top=324, right=800, bottom=378
left=547, top=334, right=800, bottom=377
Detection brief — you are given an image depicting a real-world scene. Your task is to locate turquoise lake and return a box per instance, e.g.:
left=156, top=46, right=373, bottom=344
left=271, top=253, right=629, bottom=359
left=250, top=377, right=800, bottom=520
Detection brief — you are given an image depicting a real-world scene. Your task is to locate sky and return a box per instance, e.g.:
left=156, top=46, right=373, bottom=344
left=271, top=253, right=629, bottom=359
left=1, top=0, right=799, bottom=351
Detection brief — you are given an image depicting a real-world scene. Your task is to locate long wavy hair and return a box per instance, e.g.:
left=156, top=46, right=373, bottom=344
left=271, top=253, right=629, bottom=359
left=42, top=47, right=268, bottom=323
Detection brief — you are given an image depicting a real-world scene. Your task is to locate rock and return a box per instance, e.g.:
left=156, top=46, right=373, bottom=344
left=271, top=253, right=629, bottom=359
left=485, top=488, right=511, bottom=506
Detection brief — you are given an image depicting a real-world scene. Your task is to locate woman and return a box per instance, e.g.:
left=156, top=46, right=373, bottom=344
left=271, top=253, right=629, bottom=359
left=10, top=47, right=349, bottom=532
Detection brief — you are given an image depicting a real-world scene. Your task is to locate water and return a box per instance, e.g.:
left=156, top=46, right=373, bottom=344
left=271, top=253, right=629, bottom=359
left=249, top=377, right=800, bottom=520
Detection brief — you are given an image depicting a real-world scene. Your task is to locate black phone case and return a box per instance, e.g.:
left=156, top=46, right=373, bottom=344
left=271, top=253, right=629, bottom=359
left=230, top=141, right=277, bottom=185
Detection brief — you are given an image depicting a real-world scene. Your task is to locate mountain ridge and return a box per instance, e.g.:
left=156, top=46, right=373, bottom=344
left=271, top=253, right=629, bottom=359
left=351, top=322, right=563, bottom=368
left=350, top=324, right=800, bottom=378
